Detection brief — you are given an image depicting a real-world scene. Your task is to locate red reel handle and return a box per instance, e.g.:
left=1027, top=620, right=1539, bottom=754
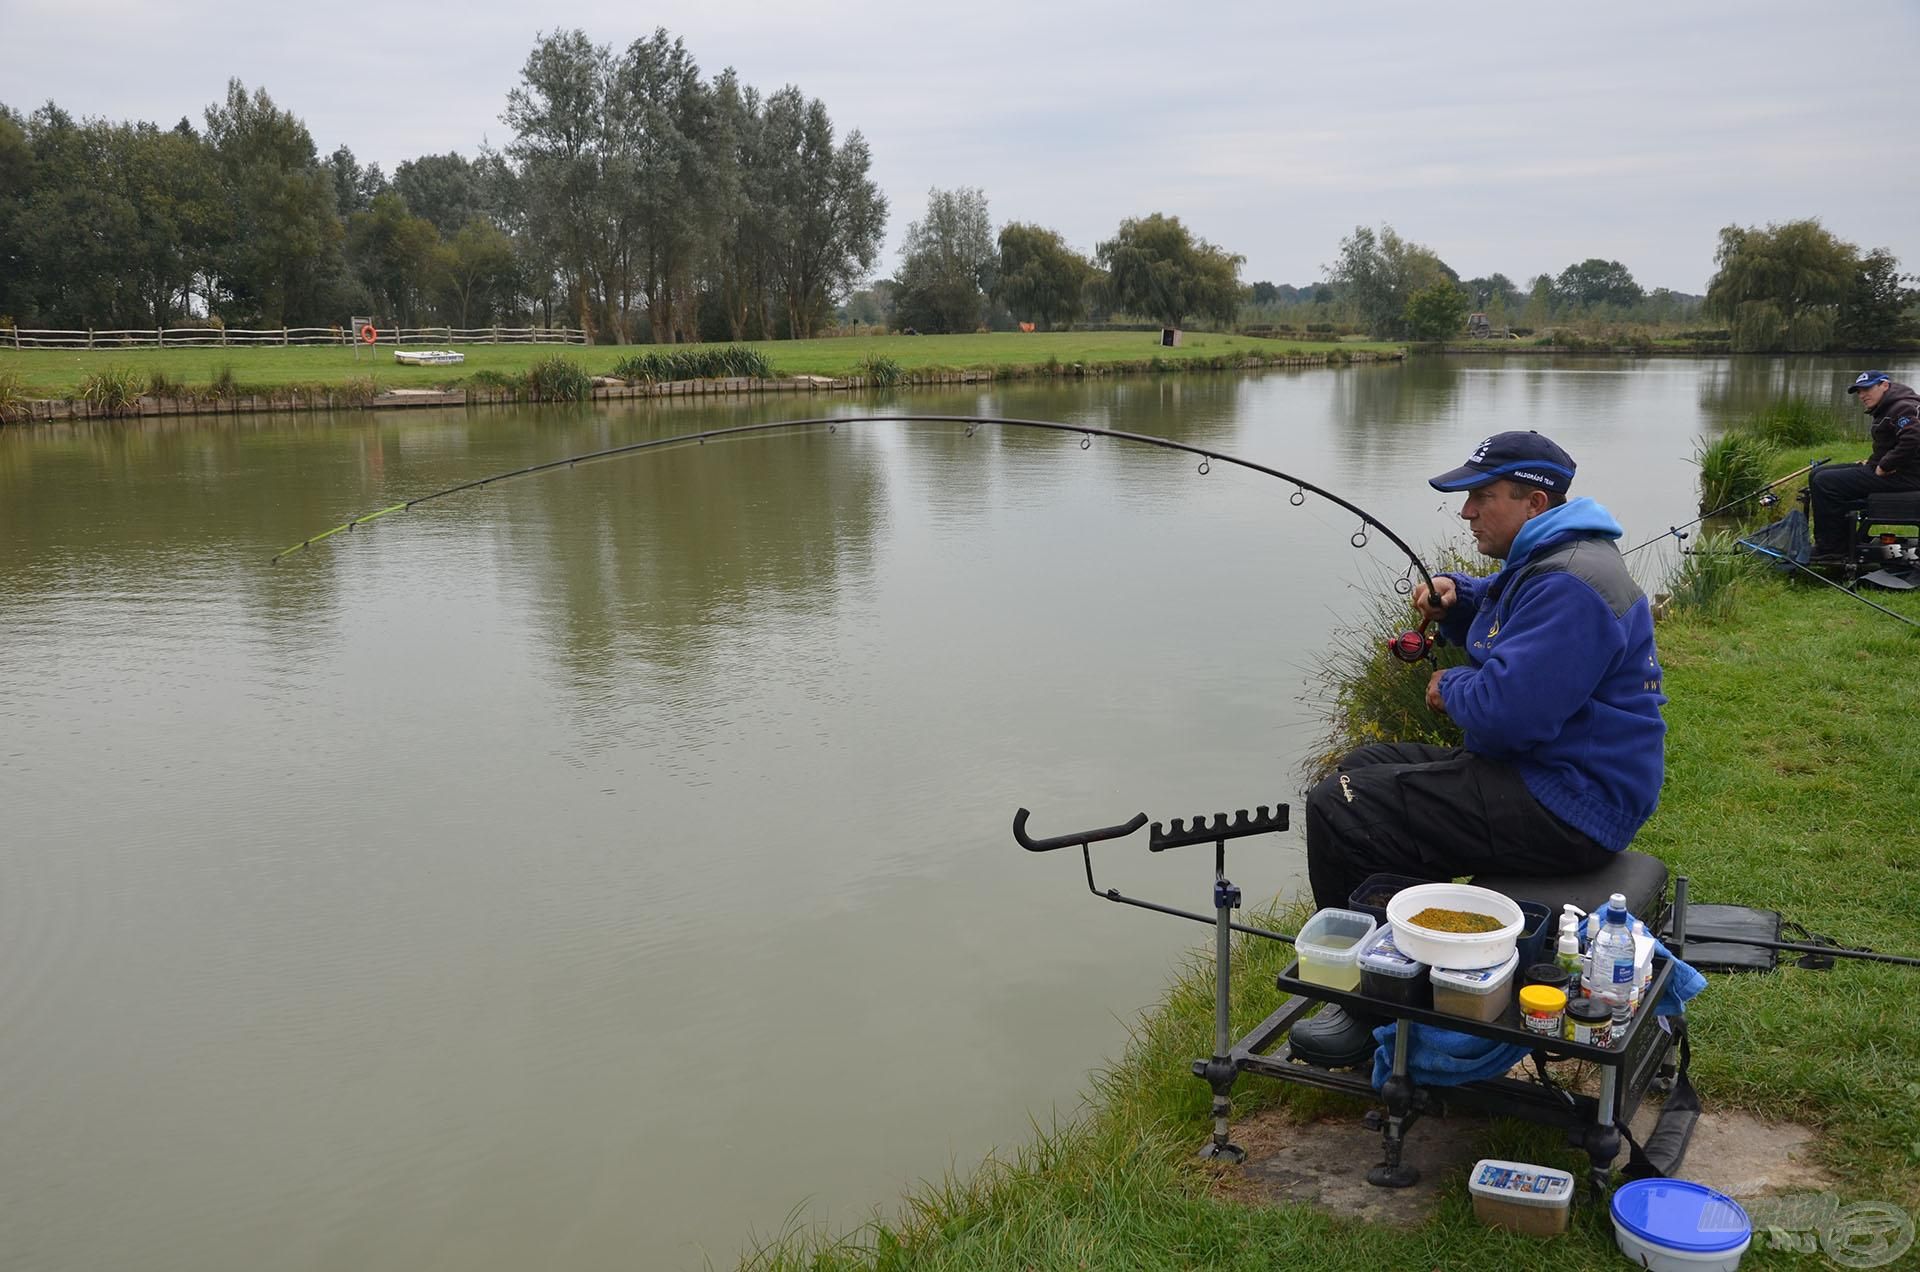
left=1385, top=616, right=1436, bottom=664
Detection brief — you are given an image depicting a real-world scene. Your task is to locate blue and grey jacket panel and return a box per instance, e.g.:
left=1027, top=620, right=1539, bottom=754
left=1436, top=498, right=1667, bottom=851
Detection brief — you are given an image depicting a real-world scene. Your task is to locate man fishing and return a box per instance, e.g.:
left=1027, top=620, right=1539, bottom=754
left=1808, top=371, right=1920, bottom=564
left=1290, top=431, right=1668, bottom=1068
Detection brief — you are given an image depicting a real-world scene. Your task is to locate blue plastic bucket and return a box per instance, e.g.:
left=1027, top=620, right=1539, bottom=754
left=1610, top=1179, right=1751, bottom=1270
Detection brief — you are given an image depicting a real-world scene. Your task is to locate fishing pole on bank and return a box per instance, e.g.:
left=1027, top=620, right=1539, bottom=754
left=269, top=412, right=1442, bottom=608
left=1619, top=458, right=1830, bottom=559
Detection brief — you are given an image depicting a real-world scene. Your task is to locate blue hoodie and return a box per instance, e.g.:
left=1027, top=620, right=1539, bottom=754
left=1435, top=498, right=1666, bottom=851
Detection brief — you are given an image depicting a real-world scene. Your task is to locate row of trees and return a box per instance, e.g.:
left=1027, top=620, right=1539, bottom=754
left=0, top=28, right=890, bottom=341
left=878, top=189, right=1243, bottom=334
left=1303, top=220, right=1914, bottom=349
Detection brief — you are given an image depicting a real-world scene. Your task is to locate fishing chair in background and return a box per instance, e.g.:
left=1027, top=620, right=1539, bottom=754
left=1845, top=491, right=1920, bottom=589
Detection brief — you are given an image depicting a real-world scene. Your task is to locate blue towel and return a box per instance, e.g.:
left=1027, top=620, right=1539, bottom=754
left=1651, top=939, right=1707, bottom=1015
left=1368, top=1022, right=1527, bottom=1090
left=1368, top=943, right=1706, bottom=1091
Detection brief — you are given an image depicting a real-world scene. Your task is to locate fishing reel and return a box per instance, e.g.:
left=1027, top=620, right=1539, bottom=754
left=1385, top=616, right=1437, bottom=664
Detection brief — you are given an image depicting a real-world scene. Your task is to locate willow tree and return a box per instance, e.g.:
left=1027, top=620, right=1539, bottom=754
left=1096, top=213, right=1243, bottom=329
left=1705, top=219, right=1857, bottom=352
left=993, top=222, right=1095, bottom=330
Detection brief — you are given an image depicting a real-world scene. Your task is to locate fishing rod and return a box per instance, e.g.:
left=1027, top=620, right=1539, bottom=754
left=1736, top=542, right=1920, bottom=632
left=1620, top=458, right=1830, bottom=558
left=270, top=413, right=1441, bottom=607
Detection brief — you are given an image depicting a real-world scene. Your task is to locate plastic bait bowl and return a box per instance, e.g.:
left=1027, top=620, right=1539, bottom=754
left=1385, top=882, right=1524, bottom=970
left=1293, top=908, right=1378, bottom=991
left=1610, top=1178, right=1752, bottom=1271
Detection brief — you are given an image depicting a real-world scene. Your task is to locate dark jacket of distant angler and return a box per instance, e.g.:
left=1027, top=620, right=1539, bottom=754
left=1868, top=380, right=1920, bottom=476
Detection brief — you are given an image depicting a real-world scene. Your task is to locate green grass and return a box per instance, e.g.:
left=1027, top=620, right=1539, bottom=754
left=744, top=446, right=1920, bottom=1270
left=0, top=332, right=1398, bottom=398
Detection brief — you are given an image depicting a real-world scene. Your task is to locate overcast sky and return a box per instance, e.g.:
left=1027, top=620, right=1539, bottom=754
left=4, top=0, right=1916, bottom=294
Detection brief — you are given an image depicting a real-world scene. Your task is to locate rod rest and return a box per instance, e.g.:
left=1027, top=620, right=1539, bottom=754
left=1151, top=805, right=1289, bottom=852
left=1012, top=808, right=1148, bottom=853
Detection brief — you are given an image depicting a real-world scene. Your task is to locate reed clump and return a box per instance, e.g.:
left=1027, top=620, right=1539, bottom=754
left=856, top=354, right=903, bottom=387
left=526, top=355, right=592, bottom=402
left=610, top=345, right=771, bottom=383
left=78, top=366, right=143, bottom=416
left=0, top=370, right=29, bottom=424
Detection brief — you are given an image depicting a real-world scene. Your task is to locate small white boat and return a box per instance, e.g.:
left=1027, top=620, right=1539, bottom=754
left=393, top=349, right=466, bottom=366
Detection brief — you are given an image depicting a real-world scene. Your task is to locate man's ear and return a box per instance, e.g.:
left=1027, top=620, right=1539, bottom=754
left=1528, top=489, right=1552, bottom=516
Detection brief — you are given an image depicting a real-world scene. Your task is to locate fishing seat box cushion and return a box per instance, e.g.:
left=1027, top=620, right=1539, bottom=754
left=1469, top=850, right=1668, bottom=927
left=1862, top=491, right=1920, bottom=524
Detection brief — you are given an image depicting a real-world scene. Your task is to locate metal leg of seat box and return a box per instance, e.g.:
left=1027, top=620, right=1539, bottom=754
left=1193, top=841, right=1245, bottom=1163
left=1586, top=1063, right=1622, bottom=1201
left=1366, top=1019, right=1420, bottom=1187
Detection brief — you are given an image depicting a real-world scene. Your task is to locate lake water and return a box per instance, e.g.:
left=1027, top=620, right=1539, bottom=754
left=1, top=354, right=1908, bottom=1270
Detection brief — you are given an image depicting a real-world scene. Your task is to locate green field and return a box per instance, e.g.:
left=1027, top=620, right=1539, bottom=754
left=0, top=332, right=1399, bottom=398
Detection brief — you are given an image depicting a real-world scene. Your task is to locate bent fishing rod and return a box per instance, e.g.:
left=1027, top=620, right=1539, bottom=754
left=1620, top=457, right=1830, bottom=558
left=270, top=412, right=1441, bottom=614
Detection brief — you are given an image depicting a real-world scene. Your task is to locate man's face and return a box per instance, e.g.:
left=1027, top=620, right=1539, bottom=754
left=1857, top=382, right=1889, bottom=411
left=1459, top=479, right=1547, bottom=559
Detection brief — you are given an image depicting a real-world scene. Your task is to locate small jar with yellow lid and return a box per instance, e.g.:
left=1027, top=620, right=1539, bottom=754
left=1518, top=984, right=1567, bottom=1038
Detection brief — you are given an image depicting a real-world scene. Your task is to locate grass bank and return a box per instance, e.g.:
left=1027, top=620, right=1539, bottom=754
left=0, top=332, right=1400, bottom=400
left=745, top=443, right=1920, bottom=1270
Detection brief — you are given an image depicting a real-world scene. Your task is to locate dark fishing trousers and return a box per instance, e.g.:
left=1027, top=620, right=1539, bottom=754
left=1304, top=742, right=1614, bottom=911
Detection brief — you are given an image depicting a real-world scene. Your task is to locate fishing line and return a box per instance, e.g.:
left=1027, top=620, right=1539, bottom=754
left=1736, top=540, right=1920, bottom=632
left=271, top=414, right=1441, bottom=604
left=1620, top=458, right=1829, bottom=558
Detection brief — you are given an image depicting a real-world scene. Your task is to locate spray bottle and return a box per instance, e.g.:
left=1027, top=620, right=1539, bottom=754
left=1555, top=915, right=1584, bottom=979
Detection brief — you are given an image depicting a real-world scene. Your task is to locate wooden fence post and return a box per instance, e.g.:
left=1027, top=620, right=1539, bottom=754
left=87, top=328, right=94, bottom=349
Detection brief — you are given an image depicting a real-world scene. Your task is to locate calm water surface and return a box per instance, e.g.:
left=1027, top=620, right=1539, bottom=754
left=1, top=355, right=1907, bottom=1270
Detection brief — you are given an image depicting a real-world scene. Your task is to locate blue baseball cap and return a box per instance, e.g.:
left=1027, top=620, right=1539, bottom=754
left=1848, top=370, right=1891, bottom=394
left=1429, top=430, right=1577, bottom=494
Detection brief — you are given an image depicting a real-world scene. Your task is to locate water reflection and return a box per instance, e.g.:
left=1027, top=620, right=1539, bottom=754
left=1694, top=355, right=1920, bottom=431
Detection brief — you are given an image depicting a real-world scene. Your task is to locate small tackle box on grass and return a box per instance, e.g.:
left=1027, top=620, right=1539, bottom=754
left=1468, top=1158, right=1574, bottom=1236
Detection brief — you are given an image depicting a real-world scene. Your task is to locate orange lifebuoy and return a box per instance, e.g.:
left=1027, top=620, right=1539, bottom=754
left=359, top=323, right=378, bottom=345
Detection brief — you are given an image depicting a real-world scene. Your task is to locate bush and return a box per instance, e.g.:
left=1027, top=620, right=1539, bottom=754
left=857, top=354, right=903, bottom=387
left=146, top=370, right=185, bottom=397
left=1662, top=531, right=1760, bottom=623
left=78, top=366, right=143, bottom=416
left=0, top=370, right=29, bottom=424
left=527, top=355, right=592, bottom=401
left=1694, top=432, right=1778, bottom=515
left=1305, top=322, right=1334, bottom=333
left=465, top=369, right=524, bottom=397
left=203, top=365, right=239, bottom=400
left=610, top=345, right=772, bottom=383
left=1743, top=396, right=1858, bottom=447
left=1303, top=547, right=1478, bottom=782
left=332, top=377, right=379, bottom=407
left=1676, top=329, right=1731, bottom=342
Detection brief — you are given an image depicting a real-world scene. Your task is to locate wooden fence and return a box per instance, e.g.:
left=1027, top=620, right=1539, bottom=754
left=4, top=325, right=588, bottom=350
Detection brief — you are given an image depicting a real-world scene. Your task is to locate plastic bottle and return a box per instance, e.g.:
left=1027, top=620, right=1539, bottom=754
left=1582, top=893, right=1636, bottom=1027
left=1555, top=916, right=1583, bottom=978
